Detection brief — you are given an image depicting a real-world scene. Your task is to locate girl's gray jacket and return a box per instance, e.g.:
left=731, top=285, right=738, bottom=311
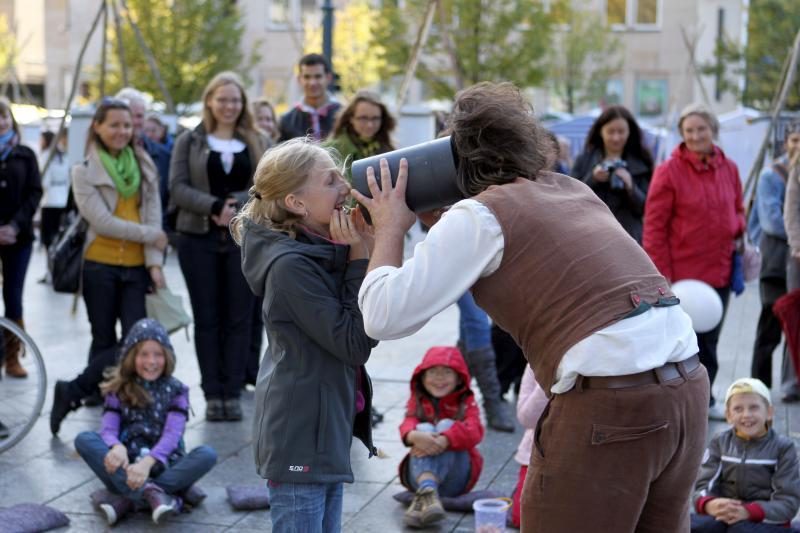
left=240, top=219, right=378, bottom=484
left=693, top=427, right=800, bottom=523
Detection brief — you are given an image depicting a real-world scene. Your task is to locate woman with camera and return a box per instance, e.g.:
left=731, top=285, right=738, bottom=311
left=570, top=105, right=653, bottom=243
left=643, top=103, right=745, bottom=420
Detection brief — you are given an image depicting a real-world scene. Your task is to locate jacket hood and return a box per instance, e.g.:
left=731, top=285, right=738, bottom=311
left=239, top=218, right=349, bottom=296
left=410, top=346, right=472, bottom=397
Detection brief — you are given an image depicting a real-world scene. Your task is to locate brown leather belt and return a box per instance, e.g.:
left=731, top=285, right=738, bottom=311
left=580, top=354, right=701, bottom=390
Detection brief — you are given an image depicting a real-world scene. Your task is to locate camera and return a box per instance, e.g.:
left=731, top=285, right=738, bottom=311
left=600, top=159, right=627, bottom=190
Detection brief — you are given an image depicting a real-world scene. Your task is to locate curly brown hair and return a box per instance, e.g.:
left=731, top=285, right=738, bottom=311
left=449, top=82, right=554, bottom=197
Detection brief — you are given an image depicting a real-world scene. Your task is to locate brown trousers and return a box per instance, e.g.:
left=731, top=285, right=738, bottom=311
left=522, top=363, right=709, bottom=533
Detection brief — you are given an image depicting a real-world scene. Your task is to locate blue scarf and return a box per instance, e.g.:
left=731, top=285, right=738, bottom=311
left=0, top=130, right=16, bottom=162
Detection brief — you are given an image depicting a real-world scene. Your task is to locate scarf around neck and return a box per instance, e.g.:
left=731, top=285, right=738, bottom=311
left=0, top=130, right=17, bottom=162
left=98, top=146, right=141, bottom=198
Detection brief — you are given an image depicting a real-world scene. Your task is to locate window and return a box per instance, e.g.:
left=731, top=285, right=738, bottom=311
left=635, top=79, right=668, bottom=117
left=607, top=0, right=660, bottom=28
left=604, top=79, right=624, bottom=106
left=269, top=0, right=291, bottom=26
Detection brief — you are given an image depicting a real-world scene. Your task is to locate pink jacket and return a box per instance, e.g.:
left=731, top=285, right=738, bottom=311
left=514, top=367, right=550, bottom=465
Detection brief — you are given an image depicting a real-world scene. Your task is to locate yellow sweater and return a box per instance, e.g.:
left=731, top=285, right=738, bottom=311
left=84, top=193, right=145, bottom=266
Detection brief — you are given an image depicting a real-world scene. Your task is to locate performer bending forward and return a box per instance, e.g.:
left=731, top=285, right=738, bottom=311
left=353, top=82, right=708, bottom=533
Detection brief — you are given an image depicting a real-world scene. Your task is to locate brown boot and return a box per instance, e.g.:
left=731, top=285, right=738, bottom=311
left=3, top=319, right=27, bottom=378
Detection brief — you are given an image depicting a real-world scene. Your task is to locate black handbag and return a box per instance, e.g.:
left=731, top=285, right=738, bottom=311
left=48, top=210, right=87, bottom=294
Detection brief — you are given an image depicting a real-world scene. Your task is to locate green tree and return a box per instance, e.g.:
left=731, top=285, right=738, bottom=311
left=304, top=0, right=387, bottom=98
left=104, top=0, right=259, bottom=108
left=545, top=0, right=622, bottom=114
left=0, top=14, right=18, bottom=83
left=373, top=0, right=554, bottom=100
left=742, top=0, right=800, bottom=109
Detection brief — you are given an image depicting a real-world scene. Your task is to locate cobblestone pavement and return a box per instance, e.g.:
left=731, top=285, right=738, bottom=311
left=0, top=246, right=791, bottom=532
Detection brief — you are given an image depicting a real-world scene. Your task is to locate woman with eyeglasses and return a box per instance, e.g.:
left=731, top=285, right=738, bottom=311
left=50, top=97, right=165, bottom=434
left=325, top=90, right=396, bottom=174
left=169, top=72, right=269, bottom=422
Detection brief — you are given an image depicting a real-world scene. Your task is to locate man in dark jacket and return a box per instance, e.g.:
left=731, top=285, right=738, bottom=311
left=278, top=54, right=341, bottom=142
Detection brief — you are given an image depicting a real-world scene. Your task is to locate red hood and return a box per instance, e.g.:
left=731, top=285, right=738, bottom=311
left=673, top=142, right=728, bottom=172
left=410, top=346, right=472, bottom=396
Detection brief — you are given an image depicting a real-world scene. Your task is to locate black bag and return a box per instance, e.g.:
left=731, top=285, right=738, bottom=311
left=48, top=210, right=87, bottom=293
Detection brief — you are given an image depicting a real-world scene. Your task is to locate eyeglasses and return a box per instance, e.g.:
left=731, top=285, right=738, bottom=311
left=353, top=116, right=382, bottom=124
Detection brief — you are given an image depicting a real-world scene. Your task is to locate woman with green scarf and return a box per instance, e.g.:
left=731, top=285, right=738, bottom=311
left=325, top=90, right=396, bottom=179
left=50, top=98, right=166, bottom=435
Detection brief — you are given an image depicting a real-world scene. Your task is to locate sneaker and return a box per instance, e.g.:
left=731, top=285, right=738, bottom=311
left=404, top=487, right=445, bottom=528
left=97, top=494, right=134, bottom=526
left=708, top=403, right=727, bottom=421
left=143, top=484, right=180, bottom=524
left=205, top=399, right=225, bottom=422
left=180, top=484, right=207, bottom=507
left=224, top=398, right=243, bottom=421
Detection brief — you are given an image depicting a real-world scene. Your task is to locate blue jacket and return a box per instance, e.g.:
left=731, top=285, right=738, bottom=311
left=749, top=158, right=789, bottom=243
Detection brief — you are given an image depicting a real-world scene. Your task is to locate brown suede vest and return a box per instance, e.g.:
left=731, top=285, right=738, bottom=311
left=471, top=174, right=672, bottom=393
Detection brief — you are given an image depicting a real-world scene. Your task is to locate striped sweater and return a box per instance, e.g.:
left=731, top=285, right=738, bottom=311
left=693, top=427, right=800, bottom=524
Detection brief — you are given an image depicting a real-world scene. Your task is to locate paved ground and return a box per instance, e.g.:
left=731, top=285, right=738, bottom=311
left=0, top=245, right=794, bottom=532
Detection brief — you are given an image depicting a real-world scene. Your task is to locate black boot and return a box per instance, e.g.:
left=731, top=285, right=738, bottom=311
left=463, top=347, right=515, bottom=432
left=50, top=380, right=81, bottom=435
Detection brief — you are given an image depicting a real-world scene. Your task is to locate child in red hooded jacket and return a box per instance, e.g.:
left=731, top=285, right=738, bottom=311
left=398, top=346, right=485, bottom=528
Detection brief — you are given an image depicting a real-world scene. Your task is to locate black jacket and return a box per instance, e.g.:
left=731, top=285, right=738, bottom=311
left=0, top=144, right=43, bottom=244
left=240, top=219, right=377, bottom=483
left=278, top=102, right=341, bottom=142
left=571, top=149, right=652, bottom=243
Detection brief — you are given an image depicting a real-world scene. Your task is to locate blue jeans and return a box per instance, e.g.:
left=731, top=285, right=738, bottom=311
left=691, top=513, right=793, bottom=532
left=74, top=431, right=217, bottom=503
left=457, top=292, right=491, bottom=352
left=267, top=480, right=343, bottom=533
left=0, top=241, right=33, bottom=320
left=406, top=420, right=471, bottom=497
left=73, top=261, right=150, bottom=398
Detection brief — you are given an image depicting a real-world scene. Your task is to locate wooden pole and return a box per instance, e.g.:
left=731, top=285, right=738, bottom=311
left=99, top=0, right=108, bottom=97
left=395, top=0, right=438, bottom=111
left=117, top=0, right=175, bottom=113
left=743, top=27, right=800, bottom=205
left=111, top=0, right=129, bottom=87
left=39, top=0, right=105, bottom=180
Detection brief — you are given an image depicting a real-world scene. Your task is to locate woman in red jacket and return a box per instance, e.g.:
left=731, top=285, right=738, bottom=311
left=643, top=103, right=745, bottom=420
left=398, top=346, right=484, bottom=528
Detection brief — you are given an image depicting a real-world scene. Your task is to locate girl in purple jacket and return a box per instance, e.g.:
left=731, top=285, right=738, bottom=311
left=74, top=319, right=217, bottom=526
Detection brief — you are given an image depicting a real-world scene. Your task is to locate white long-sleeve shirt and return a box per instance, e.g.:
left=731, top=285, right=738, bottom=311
left=358, top=199, right=698, bottom=394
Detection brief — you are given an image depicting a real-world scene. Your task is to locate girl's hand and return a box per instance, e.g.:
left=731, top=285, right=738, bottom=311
left=104, top=444, right=129, bottom=474
left=408, top=431, right=446, bottom=457
left=149, top=266, right=166, bottom=289
left=0, top=225, right=17, bottom=245
left=704, top=498, right=741, bottom=519
left=352, top=208, right=375, bottom=255
left=125, top=456, right=156, bottom=490
left=330, top=208, right=369, bottom=260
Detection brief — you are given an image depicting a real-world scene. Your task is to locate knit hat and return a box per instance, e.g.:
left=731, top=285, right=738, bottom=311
left=119, top=318, right=174, bottom=361
left=724, top=378, right=772, bottom=407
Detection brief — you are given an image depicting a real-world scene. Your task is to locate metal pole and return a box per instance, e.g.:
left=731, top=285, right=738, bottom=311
left=322, top=0, right=334, bottom=90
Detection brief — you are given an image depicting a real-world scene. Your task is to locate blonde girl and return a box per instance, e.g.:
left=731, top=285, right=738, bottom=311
left=232, top=139, right=377, bottom=532
left=75, top=318, right=217, bottom=526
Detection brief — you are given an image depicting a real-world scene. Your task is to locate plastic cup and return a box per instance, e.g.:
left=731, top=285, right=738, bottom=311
left=473, top=497, right=510, bottom=533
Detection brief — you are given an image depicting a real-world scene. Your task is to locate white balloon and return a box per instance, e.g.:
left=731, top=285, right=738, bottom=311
left=671, top=279, right=724, bottom=334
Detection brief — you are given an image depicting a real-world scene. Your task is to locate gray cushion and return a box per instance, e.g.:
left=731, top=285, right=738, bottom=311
left=0, top=503, right=70, bottom=533
left=226, top=485, right=270, bottom=510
